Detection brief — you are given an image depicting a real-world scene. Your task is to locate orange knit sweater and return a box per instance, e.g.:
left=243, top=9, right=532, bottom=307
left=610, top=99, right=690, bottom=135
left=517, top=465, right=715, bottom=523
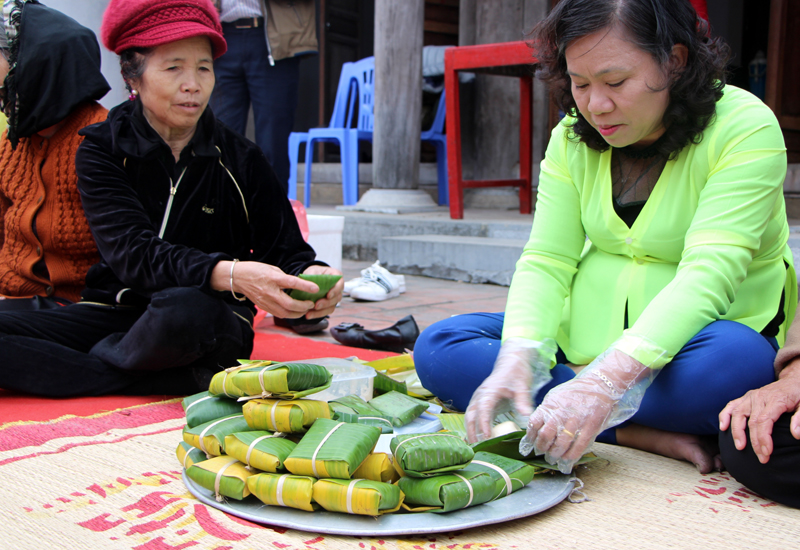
left=0, top=101, right=108, bottom=303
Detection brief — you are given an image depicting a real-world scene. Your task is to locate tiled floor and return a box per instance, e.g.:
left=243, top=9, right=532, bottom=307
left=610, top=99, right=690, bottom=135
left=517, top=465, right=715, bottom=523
left=256, top=259, right=510, bottom=346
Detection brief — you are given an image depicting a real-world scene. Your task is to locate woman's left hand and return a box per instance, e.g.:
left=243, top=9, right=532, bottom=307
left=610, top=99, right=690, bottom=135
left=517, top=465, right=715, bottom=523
left=302, top=265, right=344, bottom=319
left=520, top=349, right=651, bottom=473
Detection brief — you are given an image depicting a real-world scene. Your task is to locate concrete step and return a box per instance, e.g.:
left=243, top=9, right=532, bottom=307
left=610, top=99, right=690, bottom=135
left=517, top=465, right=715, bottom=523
left=305, top=207, right=533, bottom=262
left=378, top=234, right=527, bottom=286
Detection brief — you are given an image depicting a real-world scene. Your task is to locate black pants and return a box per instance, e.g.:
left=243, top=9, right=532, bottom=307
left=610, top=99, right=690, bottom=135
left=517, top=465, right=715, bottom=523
left=719, top=413, right=800, bottom=508
left=0, top=288, right=254, bottom=397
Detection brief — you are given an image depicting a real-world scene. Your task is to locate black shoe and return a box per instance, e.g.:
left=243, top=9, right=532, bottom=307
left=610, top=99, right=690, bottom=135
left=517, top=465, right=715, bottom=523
left=330, top=315, right=419, bottom=353
left=274, top=315, right=329, bottom=334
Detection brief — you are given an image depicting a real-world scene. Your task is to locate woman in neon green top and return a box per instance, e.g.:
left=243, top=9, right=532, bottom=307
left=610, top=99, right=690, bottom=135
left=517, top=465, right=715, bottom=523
left=415, top=0, right=794, bottom=474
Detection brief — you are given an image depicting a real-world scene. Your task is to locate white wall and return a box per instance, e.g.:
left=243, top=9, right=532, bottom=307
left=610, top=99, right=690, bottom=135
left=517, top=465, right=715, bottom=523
left=44, top=0, right=127, bottom=109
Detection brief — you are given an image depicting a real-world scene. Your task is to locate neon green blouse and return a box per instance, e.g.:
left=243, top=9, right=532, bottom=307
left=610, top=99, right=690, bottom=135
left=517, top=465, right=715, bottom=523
left=502, top=85, right=796, bottom=369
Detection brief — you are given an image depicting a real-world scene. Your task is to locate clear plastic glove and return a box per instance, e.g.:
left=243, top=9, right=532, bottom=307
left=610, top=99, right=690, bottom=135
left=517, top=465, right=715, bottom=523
left=519, top=340, right=661, bottom=473
left=465, top=338, right=556, bottom=443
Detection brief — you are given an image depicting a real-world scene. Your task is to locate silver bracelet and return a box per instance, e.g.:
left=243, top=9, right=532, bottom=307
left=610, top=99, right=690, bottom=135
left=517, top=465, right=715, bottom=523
left=594, top=372, right=617, bottom=393
left=230, top=259, right=247, bottom=302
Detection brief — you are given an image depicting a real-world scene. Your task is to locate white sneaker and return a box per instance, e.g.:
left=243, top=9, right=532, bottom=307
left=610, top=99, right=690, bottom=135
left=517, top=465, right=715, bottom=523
left=348, top=261, right=406, bottom=302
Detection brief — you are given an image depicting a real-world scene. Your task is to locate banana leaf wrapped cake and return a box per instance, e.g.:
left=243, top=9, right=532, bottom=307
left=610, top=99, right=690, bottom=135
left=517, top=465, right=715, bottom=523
left=224, top=431, right=297, bottom=472
left=313, top=479, right=404, bottom=516
left=398, top=470, right=495, bottom=513
left=243, top=398, right=331, bottom=433
left=186, top=456, right=256, bottom=502
left=247, top=473, right=319, bottom=512
left=391, top=433, right=474, bottom=477
left=330, top=395, right=394, bottom=433
left=176, top=441, right=207, bottom=469
left=208, top=368, right=251, bottom=398
left=369, top=391, right=429, bottom=427
left=183, top=414, right=251, bottom=457
left=284, top=419, right=381, bottom=479
left=352, top=452, right=400, bottom=483
left=461, top=451, right=537, bottom=500
left=231, top=361, right=332, bottom=399
left=182, top=391, right=244, bottom=428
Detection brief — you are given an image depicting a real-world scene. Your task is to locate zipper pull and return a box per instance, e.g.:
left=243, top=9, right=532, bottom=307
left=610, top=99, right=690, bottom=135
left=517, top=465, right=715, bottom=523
left=268, top=53, right=275, bottom=66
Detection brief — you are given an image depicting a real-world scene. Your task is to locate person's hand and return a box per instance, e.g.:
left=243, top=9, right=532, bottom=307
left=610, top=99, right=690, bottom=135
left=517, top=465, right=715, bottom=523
left=520, top=348, right=653, bottom=474
left=301, top=264, right=344, bottom=319
left=719, top=366, right=800, bottom=464
left=211, top=260, right=319, bottom=319
left=464, top=338, right=556, bottom=443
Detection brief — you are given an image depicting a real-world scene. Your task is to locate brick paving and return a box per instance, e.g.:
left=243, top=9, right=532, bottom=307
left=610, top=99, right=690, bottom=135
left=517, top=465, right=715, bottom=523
left=255, top=259, right=510, bottom=347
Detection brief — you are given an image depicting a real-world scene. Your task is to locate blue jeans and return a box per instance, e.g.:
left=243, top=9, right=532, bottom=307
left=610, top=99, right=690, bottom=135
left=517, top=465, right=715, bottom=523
left=415, top=313, right=778, bottom=442
left=210, top=24, right=301, bottom=193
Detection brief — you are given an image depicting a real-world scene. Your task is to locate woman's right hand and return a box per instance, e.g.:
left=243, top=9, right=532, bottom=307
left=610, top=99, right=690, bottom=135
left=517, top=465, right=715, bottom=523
left=211, top=260, right=320, bottom=319
left=464, top=338, right=555, bottom=443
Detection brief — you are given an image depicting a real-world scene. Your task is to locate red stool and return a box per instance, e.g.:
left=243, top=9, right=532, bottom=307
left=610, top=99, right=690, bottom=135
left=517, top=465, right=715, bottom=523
left=444, top=41, right=537, bottom=219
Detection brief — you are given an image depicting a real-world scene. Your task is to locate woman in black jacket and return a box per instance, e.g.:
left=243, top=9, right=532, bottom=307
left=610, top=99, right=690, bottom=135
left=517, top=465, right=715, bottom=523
left=0, top=0, right=343, bottom=397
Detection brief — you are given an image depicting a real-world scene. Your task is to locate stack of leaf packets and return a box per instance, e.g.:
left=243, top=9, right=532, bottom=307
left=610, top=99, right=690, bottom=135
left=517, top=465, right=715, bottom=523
left=176, top=358, right=550, bottom=517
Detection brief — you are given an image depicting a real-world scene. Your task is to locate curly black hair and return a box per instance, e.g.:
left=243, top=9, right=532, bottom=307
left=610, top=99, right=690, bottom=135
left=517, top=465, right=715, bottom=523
left=530, top=0, right=730, bottom=159
left=119, top=47, right=154, bottom=93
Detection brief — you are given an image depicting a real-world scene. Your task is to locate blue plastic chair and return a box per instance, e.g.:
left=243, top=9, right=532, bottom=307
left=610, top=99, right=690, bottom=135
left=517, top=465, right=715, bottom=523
left=288, top=56, right=449, bottom=206
left=421, top=90, right=448, bottom=206
left=288, top=57, right=375, bottom=207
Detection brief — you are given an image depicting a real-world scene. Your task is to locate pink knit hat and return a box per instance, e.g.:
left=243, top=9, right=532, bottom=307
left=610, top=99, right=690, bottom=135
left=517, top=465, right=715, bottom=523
left=101, top=0, right=227, bottom=59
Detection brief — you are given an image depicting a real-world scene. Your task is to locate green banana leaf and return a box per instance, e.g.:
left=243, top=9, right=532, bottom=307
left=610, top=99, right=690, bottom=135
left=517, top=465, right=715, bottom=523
left=471, top=430, right=598, bottom=471
left=224, top=431, right=297, bottom=472
left=246, top=473, right=320, bottom=511
left=331, top=410, right=395, bottom=434
left=284, top=418, right=381, bottom=479
left=182, top=391, right=244, bottom=428
left=372, top=370, right=408, bottom=395
left=182, top=414, right=251, bottom=457
left=289, top=273, right=342, bottom=302
left=176, top=441, right=207, bottom=470
left=435, top=414, right=467, bottom=439
left=398, top=470, right=495, bottom=513
left=390, top=433, right=474, bottom=477
left=231, top=361, right=332, bottom=399
left=186, top=456, right=256, bottom=501
left=242, top=398, right=331, bottom=433
left=330, top=394, right=383, bottom=415
left=352, top=453, right=400, bottom=483
left=313, top=478, right=404, bottom=516
left=461, top=451, right=537, bottom=500
left=208, top=368, right=251, bottom=398
left=369, top=391, right=429, bottom=427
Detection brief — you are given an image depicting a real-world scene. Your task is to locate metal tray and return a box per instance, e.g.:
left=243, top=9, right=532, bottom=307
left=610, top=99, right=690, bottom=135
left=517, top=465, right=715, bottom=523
left=183, top=470, right=574, bottom=536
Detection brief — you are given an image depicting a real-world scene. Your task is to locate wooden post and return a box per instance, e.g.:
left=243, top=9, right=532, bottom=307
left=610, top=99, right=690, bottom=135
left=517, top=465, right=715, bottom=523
left=372, top=0, right=424, bottom=190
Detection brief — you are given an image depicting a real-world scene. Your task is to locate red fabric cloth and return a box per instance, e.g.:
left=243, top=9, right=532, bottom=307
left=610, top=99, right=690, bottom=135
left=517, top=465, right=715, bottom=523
left=0, top=329, right=396, bottom=424
left=100, top=0, right=226, bottom=58
left=689, top=0, right=709, bottom=22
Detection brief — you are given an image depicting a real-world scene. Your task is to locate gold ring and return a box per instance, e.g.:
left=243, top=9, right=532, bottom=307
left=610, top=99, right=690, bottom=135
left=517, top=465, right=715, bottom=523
left=562, top=429, right=574, bottom=437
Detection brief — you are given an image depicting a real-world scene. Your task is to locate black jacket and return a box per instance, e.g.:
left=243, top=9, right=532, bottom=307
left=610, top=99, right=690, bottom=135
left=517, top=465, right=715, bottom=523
left=75, top=100, right=321, bottom=310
